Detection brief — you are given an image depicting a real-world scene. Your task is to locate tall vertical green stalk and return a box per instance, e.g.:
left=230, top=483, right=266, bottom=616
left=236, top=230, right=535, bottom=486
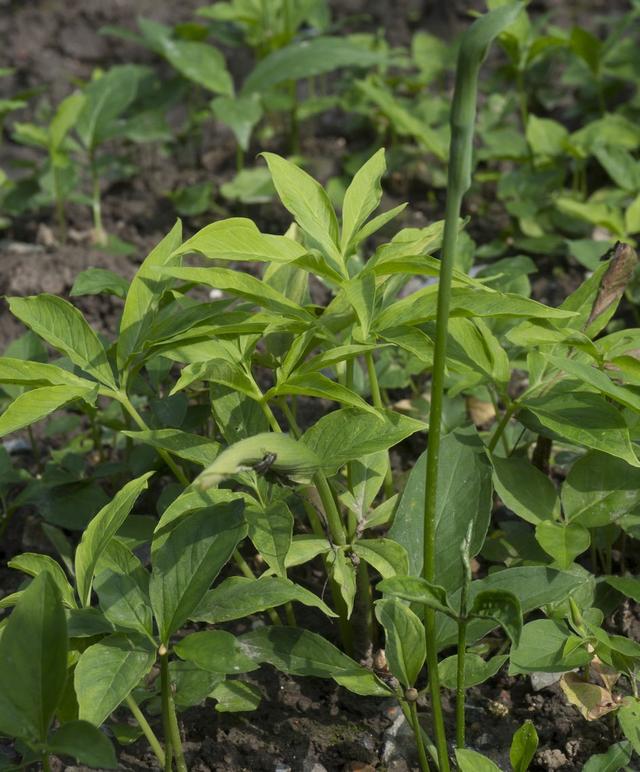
left=421, top=6, right=524, bottom=771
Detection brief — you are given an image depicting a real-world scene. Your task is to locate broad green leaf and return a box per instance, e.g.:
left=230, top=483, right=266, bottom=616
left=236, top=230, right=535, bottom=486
left=160, top=39, right=233, bottom=95
left=535, top=520, right=590, bottom=569
left=75, top=473, right=153, bottom=607
left=436, top=567, right=587, bottom=650
left=296, top=343, right=382, bottom=379
left=121, top=428, right=220, bottom=467
left=76, top=65, right=149, bottom=149
left=192, top=576, right=336, bottom=623
left=353, top=203, right=408, bottom=247
left=526, top=115, right=568, bottom=157
left=49, top=91, right=86, bottom=150
left=150, top=501, right=246, bottom=643
left=556, top=197, right=625, bottom=239
left=211, top=681, right=262, bottom=713
left=353, top=539, right=408, bottom=578
left=0, top=573, right=67, bottom=742
left=510, top=720, right=539, bottom=772
left=0, top=358, right=94, bottom=390
left=47, top=720, right=117, bottom=769
left=562, top=452, right=640, bottom=528
left=327, top=548, right=357, bottom=618
left=242, top=36, right=382, bottom=94
left=448, top=317, right=510, bottom=387
left=509, top=619, right=591, bottom=673
left=117, top=221, right=182, bottom=372
left=376, top=285, right=573, bottom=329
left=211, top=94, right=262, bottom=151
left=491, top=455, right=558, bottom=525
left=169, top=660, right=223, bottom=710
left=7, top=553, right=76, bottom=609
left=570, top=25, right=601, bottom=74
left=470, top=589, right=522, bottom=645
left=197, top=433, right=322, bottom=489
left=66, top=608, right=115, bottom=638
left=239, top=626, right=390, bottom=696
left=171, top=359, right=260, bottom=400
left=94, top=569, right=153, bottom=637
left=75, top=634, right=156, bottom=726
left=301, top=408, right=426, bottom=473
left=174, top=630, right=258, bottom=674
left=0, top=384, right=97, bottom=438
left=340, top=148, right=386, bottom=253
left=285, top=536, right=333, bottom=568
left=268, top=372, right=380, bottom=417
left=7, top=295, right=116, bottom=388
left=389, top=427, right=492, bottom=590
left=455, top=749, right=501, bottom=771
left=341, top=274, right=376, bottom=339
left=521, top=388, right=639, bottom=467
left=618, top=698, right=640, bottom=755
left=159, top=265, right=312, bottom=321
left=378, top=575, right=453, bottom=615
left=343, top=451, right=388, bottom=519
left=594, top=145, right=640, bottom=193
left=583, top=741, right=633, bottom=772
left=261, top=153, right=341, bottom=266
left=175, top=217, right=306, bottom=263
left=438, top=653, right=508, bottom=689
left=70, top=267, right=129, bottom=299
left=605, top=575, right=640, bottom=603
left=544, top=354, right=640, bottom=413
left=626, top=194, right=640, bottom=234
left=375, top=598, right=425, bottom=687
left=246, top=500, right=292, bottom=578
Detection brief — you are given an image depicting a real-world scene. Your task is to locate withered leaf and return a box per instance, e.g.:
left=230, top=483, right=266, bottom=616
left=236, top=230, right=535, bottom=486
left=585, top=242, right=638, bottom=333
left=560, top=671, right=618, bottom=721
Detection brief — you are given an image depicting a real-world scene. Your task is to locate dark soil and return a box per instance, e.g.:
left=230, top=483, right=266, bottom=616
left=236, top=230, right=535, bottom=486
left=1, top=1, right=638, bottom=770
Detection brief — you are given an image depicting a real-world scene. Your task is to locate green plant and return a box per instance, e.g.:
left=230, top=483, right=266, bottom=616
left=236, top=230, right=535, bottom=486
left=9, top=64, right=171, bottom=244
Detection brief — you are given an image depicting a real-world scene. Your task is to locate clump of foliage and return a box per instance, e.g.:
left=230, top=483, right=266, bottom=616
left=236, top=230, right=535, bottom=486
left=2, top=3, right=640, bottom=772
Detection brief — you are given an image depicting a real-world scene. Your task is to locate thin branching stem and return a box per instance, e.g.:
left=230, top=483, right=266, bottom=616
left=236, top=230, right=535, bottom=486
left=125, top=694, right=166, bottom=767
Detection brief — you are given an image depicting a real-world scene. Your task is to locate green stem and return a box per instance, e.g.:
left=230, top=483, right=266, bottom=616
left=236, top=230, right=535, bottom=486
left=160, top=650, right=174, bottom=771
left=27, top=424, right=41, bottom=472
left=52, top=164, right=67, bottom=243
left=408, top=700, right=431, bottom=772
left=260, top=399, right=282, bottom=433
left=279, top=398, right=346, bottom=546
left=456, top=589, right=469, bottom=749
left=160, top=648, right=187, bottom=772
left=167, top=691, right=187, bottom=772
left=423, top=183, right=461, bottom=772
left=126, top=694, right=166, bottom=767
left=42, top=755, right=51, bottom=772
left=487, top=402, right=517, bottom=453
left=89, top=151, right=106, bottom=245
left=422, top=8, right=522, bottom=769
left=365, top=351, right=394, bottom=498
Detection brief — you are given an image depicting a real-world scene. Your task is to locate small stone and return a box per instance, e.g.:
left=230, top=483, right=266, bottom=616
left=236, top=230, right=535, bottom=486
left=344, top=764, right=375, bottom=772
left=275, top=764, right=292, bottom=772
left=530, top=671, right=563, bottom=691
left=476, top=733, right=492, bottom=749
left=536, top=749, right=568, bottom=770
